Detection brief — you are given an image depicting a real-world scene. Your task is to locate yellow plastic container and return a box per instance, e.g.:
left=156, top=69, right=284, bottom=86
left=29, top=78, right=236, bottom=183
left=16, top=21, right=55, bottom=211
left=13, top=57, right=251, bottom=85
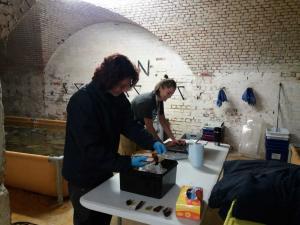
left=176, top=185, right=203, bottom=221
left=224, top=201, right=265, bottom=225
left=290, top=145, right=300, bottom=165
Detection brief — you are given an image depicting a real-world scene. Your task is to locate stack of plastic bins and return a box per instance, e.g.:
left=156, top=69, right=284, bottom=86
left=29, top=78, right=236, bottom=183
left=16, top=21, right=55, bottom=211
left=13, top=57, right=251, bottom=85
left=202, top=126, right=215, bottom=141
left=265, top=128, right=289, bottom=162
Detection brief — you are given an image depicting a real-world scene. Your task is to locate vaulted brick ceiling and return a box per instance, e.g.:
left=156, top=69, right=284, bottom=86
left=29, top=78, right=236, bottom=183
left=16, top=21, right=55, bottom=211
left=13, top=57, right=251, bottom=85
left=5, top=0, right=132, bottom=69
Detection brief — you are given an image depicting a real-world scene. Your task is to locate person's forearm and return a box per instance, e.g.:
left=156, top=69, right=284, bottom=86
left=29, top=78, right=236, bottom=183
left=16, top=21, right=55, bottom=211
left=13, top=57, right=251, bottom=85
left=146, top=124, right=162, bottom=142
left=160, top=119, right=175, bottom=141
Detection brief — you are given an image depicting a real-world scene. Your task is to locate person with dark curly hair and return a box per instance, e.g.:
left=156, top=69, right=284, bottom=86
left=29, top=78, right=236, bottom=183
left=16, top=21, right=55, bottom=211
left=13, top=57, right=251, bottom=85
left=62, top=53, right=166, bottom=225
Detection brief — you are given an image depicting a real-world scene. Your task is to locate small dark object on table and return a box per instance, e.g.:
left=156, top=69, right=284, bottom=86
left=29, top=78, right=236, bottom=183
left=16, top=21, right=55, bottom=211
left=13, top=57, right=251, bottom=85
left=145, top=205, right=153, bottom=211
left=163, top=207, right=172, bottom=217
left=135, top=201, right=145, bottom=210
left=153, top=205, right=164, bottom=212
left=126, top=199, right=134, bottom=206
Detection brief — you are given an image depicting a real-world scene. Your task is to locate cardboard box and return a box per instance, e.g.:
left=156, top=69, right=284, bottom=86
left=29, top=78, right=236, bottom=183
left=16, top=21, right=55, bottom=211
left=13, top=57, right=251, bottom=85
left=176, top=185, right=203, bottom=221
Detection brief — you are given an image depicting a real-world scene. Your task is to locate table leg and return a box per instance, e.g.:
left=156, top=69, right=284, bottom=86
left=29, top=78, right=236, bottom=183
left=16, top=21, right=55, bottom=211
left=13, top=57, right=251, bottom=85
left=117, top=217, right=122, bottom=225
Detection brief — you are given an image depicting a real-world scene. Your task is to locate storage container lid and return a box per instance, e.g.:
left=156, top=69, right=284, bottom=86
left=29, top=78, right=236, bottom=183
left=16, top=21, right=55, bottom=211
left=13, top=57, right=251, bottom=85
left=266, top=127, right=289, bottom=137
left=266, top=135, right=289, bottom=141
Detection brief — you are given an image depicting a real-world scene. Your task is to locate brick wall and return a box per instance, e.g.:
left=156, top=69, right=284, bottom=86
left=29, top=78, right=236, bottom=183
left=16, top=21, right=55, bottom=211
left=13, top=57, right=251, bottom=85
left=1, top=0, right=130, bottom=117
left=0, top=0, right=35, bottom=39
left=96, top=0, right=300, bottom=71
left=0, top=82, right=10, bottom=225
left=94, top=0, right=300, bottom=148
left=43, top=22, right=193, bottom=119
left=0, top=1, right=35, bottom=224
left=1, top=0, right=300, bottom=150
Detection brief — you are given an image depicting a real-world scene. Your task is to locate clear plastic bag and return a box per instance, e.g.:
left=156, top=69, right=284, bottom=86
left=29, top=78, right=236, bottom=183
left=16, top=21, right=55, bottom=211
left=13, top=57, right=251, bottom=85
left=238, top=118, right=264, bottom=159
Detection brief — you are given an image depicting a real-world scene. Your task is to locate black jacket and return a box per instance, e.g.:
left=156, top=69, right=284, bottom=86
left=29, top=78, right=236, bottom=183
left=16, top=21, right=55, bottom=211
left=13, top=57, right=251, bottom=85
left=209, top=160, right=300, bottom=225
left=62, top=81, right=155, bottom=188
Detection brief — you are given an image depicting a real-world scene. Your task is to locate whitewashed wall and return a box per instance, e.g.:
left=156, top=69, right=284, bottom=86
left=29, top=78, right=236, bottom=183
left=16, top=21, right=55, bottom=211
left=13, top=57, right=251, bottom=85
left=2, top=0, right=300, bottom=151
left=44, top=22, right=193, bottom=119
left=44, top=21, right=300, bottom=150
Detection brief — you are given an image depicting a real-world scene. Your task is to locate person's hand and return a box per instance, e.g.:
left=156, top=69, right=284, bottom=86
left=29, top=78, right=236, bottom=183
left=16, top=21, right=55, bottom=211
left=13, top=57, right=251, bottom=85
left=153, top=141, right=167, bottom=154
left=175, top=139, right=186, bottom=145
left=165, top=139, right=186, bottom=147
left=165, top=140, right=176, bottom=147
left=131, top=156, right=148, bottom=168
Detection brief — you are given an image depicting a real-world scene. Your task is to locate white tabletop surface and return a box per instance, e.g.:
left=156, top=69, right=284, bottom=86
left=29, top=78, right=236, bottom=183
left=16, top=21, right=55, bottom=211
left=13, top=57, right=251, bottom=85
left=80, top=142, right=230, bottom=225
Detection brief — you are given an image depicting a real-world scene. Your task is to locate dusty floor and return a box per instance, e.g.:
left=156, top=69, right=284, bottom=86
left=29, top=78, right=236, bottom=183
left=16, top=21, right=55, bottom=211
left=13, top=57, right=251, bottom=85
left=9, top=152, right=250, bottom=225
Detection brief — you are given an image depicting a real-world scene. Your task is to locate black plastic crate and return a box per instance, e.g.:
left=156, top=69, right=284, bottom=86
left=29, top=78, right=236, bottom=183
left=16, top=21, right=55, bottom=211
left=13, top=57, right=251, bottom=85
left=120, top=159, right=178, bottom=199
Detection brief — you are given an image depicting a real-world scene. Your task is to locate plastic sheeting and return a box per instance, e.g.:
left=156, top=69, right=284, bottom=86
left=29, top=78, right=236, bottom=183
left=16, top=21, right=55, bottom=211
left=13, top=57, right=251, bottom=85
left=238, top=118, right=264, bottom=158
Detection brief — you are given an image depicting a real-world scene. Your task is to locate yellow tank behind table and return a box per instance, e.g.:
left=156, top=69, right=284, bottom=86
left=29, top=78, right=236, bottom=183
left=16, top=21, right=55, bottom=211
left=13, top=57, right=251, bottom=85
left=224, top=201, right=265, bottom=225
left=290, top=145, right=300, bottom=165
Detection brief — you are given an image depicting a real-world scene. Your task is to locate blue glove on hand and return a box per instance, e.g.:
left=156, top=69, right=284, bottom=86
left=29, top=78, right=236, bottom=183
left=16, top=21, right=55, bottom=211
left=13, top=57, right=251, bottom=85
left=153, top=141, right=167, bottom=154
left=131, top=156, right=147, bottom=168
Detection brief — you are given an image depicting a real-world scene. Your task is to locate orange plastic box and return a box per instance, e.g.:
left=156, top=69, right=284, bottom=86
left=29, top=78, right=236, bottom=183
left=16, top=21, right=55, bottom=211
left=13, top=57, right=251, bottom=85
left=176, top=185, right=203, bottom=221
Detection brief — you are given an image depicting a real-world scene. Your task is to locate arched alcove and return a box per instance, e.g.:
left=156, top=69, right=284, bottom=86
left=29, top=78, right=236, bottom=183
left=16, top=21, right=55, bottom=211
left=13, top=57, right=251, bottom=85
left=1, top=0, right=193, bottom=136
left=44, top=22, right=193, bottom=119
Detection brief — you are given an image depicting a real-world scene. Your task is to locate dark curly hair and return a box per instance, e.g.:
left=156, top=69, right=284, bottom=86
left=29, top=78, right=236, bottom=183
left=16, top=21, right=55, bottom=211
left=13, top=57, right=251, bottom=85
left=92, top=53, right=139, bottom=91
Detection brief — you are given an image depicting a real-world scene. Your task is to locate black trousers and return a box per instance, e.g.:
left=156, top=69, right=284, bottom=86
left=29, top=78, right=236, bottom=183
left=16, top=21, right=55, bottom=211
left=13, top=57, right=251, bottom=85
left=68, top=183, right=112, bottom=225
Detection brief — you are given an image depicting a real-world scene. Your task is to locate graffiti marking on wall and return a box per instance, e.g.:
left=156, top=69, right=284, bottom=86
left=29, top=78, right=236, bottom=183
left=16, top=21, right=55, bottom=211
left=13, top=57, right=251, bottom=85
left=177, top=86, right=185, bottom=100
left=138, top=60, right=150, bottom=76
left=62, top=83, right=68, bottom=94
left=74, top=83, right=84, bottom=90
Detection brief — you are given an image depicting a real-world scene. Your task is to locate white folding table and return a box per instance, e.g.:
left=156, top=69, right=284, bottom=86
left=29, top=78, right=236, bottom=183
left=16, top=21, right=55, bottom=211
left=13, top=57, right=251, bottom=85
left=80, top=142, right=230, bottom=225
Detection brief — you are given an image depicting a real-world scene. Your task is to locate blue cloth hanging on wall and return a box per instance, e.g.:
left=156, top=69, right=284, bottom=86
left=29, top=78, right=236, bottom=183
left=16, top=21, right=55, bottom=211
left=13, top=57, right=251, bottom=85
left=216, top=89, right=228, bottom=107
left=242, top=88, right=256, bottom=105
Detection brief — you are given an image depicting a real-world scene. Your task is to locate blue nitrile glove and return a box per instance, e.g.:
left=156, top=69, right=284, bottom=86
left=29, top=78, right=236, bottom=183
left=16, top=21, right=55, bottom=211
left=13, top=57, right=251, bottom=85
left=153, top=141, right=167, bottom=154
left=131, top=156, right=147, bottom=168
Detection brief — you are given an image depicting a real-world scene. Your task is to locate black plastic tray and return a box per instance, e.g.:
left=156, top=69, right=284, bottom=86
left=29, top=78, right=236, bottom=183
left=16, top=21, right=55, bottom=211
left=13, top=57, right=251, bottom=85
left=120, top=159, right=178, bottom=198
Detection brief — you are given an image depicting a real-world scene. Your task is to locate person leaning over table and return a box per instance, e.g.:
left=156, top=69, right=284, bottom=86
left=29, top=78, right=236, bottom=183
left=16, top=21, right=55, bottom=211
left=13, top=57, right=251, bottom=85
left=62, top=53, right=166, bottom=225
left=131, top=78, right=185, bottom=145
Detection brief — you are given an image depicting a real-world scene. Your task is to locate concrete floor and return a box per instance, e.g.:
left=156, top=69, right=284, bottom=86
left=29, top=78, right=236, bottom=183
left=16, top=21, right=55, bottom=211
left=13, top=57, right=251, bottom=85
left=9, top=152, right=250, bottom=225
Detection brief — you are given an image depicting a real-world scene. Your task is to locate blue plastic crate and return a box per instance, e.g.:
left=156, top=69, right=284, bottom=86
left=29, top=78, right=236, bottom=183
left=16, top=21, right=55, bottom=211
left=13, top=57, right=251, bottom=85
left=265, top=139, right=289, bottom=151
left=265, top=147, right=289, bottom=161
left=265, top=138, right=289, bottom=161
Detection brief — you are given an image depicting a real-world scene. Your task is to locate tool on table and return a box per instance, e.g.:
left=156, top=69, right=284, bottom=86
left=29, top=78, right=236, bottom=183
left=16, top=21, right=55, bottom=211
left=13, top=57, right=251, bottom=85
left=163, top=207, right=173, bottom=217
left=126, top=199, right=134, bottom=206
left=153, top=205, right=164, bottom=212
left=135, top=201, right=145, bottom=210
left=145, top=205, right=153, bottom=211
